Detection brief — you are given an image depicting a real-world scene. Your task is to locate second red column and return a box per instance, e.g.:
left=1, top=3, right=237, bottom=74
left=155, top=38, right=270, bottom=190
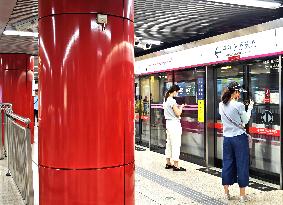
left=0, top=54, right=34, bottom=143
left=38, top=1, right=135, bottom=204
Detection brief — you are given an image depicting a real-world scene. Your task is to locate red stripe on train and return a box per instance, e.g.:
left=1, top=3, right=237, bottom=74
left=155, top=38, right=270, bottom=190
left=214, top=123, right=280, bottom=137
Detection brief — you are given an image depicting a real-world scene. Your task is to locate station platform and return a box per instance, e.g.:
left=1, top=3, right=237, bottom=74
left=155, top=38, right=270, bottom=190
left=0, top=127, right=282, bottom=205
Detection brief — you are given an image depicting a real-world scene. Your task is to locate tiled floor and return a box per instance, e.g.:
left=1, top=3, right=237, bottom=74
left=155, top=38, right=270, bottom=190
left=135, top=147, right=283, bottom=205
left=32, top=126, right=39, bottom=205
left=0, top=159, right=24, bottom=205
left=1, top=128, right=283, bottom=205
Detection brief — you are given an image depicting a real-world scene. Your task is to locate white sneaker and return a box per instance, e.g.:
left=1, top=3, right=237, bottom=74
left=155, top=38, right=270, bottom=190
left=239, top=195, right=250, bottom=203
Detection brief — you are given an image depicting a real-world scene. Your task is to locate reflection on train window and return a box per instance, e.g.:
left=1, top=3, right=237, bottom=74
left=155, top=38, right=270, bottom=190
left=249, top=57, right=280, bottom=175
left=215, top=64, right=244, bottom=161
left=136, top=77, right=151, bottom=147
left=150, top=72, right=173, bottom=152
left=174, top=68, right=206, bottom=160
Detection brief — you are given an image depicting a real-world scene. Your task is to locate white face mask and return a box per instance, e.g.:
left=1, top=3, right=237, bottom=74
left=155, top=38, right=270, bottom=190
left=174, top=91, right=179, bottom=97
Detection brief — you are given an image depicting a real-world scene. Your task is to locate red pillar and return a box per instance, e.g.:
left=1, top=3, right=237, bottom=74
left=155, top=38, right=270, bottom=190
left=0, top=56, right=3, bottom=146
left=38, top=1, right=135, bottom=204
left=0, top=54, right=34, bottom=143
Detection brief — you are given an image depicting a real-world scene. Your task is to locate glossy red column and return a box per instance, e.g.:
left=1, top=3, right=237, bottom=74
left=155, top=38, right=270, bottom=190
left=0, top=54, right=34, bottom=143
left=0, top=59, right=3, bottom=145
left=38, top=1, right=135, bottom=204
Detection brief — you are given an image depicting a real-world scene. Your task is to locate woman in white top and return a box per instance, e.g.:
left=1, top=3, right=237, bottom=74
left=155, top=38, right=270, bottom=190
left=219, top=81, right=254, bottom=203
left=163, top=85, right=186, bottom=171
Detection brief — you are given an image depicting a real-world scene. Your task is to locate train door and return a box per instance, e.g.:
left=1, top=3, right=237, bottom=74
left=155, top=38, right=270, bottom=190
left=135, top=76, right=151, bottom=147
left=149, top=72, right=173, bottom=153
left=174, top=68, right=206, bottom=164
left=215, top=64, right=244, bottom=165
left=248, top=57, right=280, bottom=184
left=214, top=57, right=281, bottom=184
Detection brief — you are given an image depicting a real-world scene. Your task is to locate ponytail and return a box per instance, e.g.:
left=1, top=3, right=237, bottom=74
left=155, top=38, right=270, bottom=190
left=165, top=84, right=180, bottom=102
left=165, top=91, right=170, bottom=101
left=222, top=88, right=232, bottom=104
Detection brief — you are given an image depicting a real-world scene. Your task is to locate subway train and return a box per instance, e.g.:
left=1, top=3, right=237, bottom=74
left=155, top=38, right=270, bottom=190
left=135, top=21, right=282, bottom=184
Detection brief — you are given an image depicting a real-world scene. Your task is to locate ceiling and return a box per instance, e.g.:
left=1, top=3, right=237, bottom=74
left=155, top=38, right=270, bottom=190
left=0, top=0, right=38, bottom=55
left=0, top=0, right=283, bottom=57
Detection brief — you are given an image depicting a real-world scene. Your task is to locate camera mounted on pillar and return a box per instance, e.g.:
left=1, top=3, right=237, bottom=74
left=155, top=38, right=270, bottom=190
left=97, top=14, right=107, bottom=31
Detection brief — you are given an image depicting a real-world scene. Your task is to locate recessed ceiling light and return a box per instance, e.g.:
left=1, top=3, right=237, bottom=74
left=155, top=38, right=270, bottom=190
left=208, top=0, right=281, bottom=9
left=221, top=66, right=232, bottom=70
left=3, top=30, right=38, bottom=37
left=141, top=40, right=162, bottom=45
left=187, top=31, right=198, bottom=34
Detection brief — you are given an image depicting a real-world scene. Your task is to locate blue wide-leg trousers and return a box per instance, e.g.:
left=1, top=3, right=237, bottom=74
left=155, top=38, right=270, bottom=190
left=222, top=133, right=249, bottom=188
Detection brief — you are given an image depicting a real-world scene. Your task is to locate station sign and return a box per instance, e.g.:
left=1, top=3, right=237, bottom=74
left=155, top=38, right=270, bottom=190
left=176, top=82, right=195, bottom=97
left=135, top=27, right=283, bottom=75
left=197, top=78, right=205, bottom=100
left=260, top=110, right=273, bottom=125
left=264, top=88, right=270, bottom=103
left=198, top=100, right=205, bottom=123
left=228, top=55, right=241, bottom=61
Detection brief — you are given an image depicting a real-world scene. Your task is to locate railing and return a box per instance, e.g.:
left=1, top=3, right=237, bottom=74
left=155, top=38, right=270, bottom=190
left=0, top=103, right=34, bottom=205
left=0, top=103, right=12, bottom=159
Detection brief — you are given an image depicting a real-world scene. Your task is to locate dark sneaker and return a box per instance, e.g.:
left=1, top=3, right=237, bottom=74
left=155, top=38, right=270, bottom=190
left=165, top=164, right=174, bottom=169
left=173, top=166, right=186, bottom=171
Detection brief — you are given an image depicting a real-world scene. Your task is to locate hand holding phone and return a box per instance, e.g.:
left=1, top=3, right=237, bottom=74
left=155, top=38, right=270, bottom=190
left=248, top=99, right=254, bottom=109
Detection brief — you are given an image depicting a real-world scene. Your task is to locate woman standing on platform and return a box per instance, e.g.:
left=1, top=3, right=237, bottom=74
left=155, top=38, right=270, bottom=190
left=219, top=81, right=254, bottom=203
left=163, top=84, right=186, bottom=171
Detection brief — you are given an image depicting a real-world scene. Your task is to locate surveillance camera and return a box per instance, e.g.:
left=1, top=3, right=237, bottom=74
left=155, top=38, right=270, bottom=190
left=145, top=43, right=152, bottom=49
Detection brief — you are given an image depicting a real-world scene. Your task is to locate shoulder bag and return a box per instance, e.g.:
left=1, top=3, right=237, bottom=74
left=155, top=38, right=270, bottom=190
left=220, top=104, right=253, bottom=148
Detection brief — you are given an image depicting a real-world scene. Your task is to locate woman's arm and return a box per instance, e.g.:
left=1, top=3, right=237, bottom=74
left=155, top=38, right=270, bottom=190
left=173, top=104, right=185, bottom=117
left=240, top=109, right=252, bottom=125
left=240, top=100, right=254, bottom=125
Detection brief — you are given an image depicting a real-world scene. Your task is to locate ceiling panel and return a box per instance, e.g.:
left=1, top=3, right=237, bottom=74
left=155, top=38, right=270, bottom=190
left=0, top=0, right=37, bottom=55
left=0, top=35, right=37, bottom=55
left=134, top=0, right=283, bottom=56
left=0, top=0, right=17, bottom=34
left=0, top=0, right=283, bottom=57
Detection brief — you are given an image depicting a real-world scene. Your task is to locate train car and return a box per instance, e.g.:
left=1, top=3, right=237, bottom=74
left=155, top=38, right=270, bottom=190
left=134, top=19, right=283, bottom=185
